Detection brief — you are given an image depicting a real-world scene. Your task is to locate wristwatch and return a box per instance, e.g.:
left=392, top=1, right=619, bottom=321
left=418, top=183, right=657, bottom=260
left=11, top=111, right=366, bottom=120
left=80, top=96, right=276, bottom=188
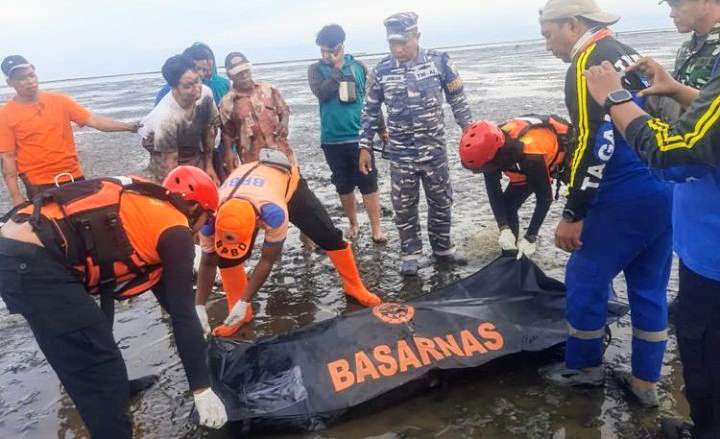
left=562, top=209, right=581, bottom=223
left=603, top=89, right=633, bottom=113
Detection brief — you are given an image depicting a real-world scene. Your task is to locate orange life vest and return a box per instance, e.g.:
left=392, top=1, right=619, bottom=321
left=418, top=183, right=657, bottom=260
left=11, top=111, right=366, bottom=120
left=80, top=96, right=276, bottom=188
left=500, top=115, right=572, bottom=185
left=13, top=177, right=193, bottom=300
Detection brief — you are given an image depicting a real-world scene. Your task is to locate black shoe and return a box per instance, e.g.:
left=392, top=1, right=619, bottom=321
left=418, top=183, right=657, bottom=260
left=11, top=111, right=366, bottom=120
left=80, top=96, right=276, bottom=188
left=660, top=417, right=694, bottom=439
left=129, top=374, right=160, bottom=398
left=434, top=253, right=468, bottom=266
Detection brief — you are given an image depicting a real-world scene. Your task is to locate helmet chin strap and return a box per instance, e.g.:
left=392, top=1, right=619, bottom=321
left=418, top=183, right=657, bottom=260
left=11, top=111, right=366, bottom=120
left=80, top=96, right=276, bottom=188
left=494, top=138, right=524, bottom=169
left=187, top=203, right=208, bottom=227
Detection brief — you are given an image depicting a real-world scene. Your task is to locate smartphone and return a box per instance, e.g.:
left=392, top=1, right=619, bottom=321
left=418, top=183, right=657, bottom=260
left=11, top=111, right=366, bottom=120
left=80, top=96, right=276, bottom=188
left=621, top=70, right=649, bottom=92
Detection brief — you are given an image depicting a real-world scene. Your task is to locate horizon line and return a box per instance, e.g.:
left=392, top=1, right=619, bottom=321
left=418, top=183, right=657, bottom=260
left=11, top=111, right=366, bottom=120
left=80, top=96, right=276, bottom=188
left=17, top=27, right=675, bottom=87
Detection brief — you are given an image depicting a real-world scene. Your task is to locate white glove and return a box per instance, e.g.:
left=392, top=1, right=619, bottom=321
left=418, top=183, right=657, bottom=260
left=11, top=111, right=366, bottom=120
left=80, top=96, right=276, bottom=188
left=193, top=388, right=227, bottom=429
left=195, top=305, right=211, bottom=338
left=498, top=228, right=518, bottom=251
left=224, top=300, right=249, bottom=326
left=516, top=237, right=537, bottom=260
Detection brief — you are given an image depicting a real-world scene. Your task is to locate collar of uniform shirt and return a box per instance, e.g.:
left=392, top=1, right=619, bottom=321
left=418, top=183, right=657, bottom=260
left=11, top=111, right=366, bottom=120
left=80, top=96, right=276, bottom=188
left=393, top=48, right=424, bottom=69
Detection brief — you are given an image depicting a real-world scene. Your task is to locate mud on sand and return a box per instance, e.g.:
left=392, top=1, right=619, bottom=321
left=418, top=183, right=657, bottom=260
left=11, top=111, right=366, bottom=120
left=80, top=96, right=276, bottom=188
left=0, top=31, right=688, bottom=438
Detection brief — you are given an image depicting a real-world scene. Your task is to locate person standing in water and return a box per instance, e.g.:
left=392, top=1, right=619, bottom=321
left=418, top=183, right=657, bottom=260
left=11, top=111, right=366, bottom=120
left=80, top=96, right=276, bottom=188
left=308, top=24, right=387, bottom=243
left=0, top=55, right=140, bottom=204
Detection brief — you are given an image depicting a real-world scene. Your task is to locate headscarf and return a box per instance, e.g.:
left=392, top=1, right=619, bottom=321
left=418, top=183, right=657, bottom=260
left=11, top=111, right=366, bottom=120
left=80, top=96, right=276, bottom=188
left=190, top=42, right=230, bottom=105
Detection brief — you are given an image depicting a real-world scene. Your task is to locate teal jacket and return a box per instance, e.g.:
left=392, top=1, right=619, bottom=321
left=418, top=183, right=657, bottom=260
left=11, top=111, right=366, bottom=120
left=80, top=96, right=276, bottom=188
left=308, top=55, right=367, bottom=145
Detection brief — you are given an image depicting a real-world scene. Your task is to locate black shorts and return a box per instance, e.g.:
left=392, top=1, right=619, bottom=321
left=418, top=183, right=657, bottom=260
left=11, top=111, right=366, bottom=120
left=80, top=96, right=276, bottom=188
left=287, top=178, right=346, bottom=250
left=218, top=177, right=347, bottom=268
left=321, top=142, right=378, bottom=196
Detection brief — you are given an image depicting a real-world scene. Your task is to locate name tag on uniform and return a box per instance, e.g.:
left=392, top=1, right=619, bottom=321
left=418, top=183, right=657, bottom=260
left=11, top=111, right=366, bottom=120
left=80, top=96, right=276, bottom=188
left=381, top=74, right=405, bottom=86
left=413, top=62, right=439, bottom=81
left=412, top=63, right=441, bottom=94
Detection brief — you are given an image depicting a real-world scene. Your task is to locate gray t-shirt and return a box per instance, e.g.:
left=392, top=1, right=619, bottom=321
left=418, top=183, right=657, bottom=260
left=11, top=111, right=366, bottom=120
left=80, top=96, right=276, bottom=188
left=140, top=85, right=218, bottom=161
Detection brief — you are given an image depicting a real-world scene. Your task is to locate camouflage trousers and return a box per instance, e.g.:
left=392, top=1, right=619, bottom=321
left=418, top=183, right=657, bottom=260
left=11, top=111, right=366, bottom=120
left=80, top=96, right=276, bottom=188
left=390, top=157, right=454, bottom=261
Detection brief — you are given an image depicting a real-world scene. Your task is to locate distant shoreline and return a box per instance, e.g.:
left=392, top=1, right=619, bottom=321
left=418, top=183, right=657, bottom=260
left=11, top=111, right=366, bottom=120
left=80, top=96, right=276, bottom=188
left=15, top=27, right=675, bottom=87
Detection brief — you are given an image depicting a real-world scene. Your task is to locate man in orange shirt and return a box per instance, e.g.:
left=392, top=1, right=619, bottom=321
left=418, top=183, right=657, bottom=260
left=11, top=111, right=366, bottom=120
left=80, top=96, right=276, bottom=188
left=0, top=55, right=140, bottom=206
left=0, top=166, right=227, bottom=437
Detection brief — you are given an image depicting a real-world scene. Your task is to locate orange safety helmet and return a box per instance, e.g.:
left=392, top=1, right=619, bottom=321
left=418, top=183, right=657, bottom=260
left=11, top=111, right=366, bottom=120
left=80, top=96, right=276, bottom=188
left=214, top=198, right=258, bottom=260
left=459, top=121, right=506, bottom=170
left=163, top=166, right=219, bottom=212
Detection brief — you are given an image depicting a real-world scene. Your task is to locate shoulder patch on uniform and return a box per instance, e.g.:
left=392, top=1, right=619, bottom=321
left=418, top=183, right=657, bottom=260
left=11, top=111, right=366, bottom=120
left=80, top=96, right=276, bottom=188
left=260, top=203, right=286, bottom=228
left=447, top=77, right=463, bottom=92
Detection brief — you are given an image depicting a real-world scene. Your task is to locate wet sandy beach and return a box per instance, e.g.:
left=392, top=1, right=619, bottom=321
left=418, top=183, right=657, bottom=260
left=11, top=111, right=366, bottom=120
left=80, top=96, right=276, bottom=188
left=0, top=30, right=689, bottom=438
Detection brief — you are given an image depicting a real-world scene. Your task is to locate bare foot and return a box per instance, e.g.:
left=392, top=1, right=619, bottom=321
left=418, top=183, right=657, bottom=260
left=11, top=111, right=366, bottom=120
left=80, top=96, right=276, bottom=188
left=346, top=224, right=360, bottom=240
left=371, top=231, right=387, bottom=244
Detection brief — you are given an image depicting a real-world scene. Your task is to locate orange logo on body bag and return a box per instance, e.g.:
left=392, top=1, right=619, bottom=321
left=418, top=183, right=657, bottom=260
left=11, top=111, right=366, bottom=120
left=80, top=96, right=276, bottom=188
left=372, top=303, right=415, bottom=325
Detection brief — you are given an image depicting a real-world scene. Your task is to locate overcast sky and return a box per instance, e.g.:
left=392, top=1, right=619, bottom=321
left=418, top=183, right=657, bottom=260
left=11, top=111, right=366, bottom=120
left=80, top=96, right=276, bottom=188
left=1, top=0, right=674, bottom=81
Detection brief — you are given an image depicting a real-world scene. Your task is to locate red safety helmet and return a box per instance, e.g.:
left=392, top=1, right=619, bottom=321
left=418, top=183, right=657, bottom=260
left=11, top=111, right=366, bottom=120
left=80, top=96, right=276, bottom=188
left=459, top=121, right=506, bottom=170
left=162, top=166, right=219, bottom=212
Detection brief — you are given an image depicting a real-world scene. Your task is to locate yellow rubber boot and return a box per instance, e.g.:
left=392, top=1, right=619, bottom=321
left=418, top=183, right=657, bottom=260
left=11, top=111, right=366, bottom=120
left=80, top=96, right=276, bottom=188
left=327, top=245, right=382, bottom=307
left=213, top=265, right=253, bottom=337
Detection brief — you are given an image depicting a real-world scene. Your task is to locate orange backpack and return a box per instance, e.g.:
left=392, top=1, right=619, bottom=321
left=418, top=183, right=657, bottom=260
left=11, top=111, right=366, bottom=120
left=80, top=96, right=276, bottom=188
left=501, top=114, right=574, bottom=187
left=10, top=177, right=193, bottom=320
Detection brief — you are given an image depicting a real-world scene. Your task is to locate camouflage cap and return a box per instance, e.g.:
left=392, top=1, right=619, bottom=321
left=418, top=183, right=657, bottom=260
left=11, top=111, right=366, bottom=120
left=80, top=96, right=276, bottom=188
left=383, top=12, right=419, bottom=42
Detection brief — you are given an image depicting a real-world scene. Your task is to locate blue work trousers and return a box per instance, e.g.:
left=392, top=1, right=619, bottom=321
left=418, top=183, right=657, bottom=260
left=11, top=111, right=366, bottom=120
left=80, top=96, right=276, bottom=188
left=565, top=190, right=673, bottom=382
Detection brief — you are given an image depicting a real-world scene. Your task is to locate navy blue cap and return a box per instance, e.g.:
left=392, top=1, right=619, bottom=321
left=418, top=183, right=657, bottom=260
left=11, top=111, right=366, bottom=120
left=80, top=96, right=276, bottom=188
left=383, top=12, right=419, bottom=42
left=1, top=55, right=32, bottom=78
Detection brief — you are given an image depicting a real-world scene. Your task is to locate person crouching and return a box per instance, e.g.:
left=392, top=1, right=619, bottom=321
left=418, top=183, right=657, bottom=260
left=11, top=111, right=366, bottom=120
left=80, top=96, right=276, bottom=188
left=195, top=149, right=381, bottom=338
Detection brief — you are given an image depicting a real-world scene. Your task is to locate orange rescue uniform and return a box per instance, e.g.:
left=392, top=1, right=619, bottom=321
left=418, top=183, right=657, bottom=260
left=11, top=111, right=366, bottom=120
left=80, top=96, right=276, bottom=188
left=500, top=120, right=565, bottom=185
left=14, top=179, right=189, bottom=298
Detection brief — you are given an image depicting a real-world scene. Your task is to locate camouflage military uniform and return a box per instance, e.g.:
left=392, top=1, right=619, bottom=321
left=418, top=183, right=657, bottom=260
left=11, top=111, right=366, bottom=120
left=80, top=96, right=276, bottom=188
left=674, top=24, right=720, bottom=88
left=360, top=44, right=472, bottom=261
